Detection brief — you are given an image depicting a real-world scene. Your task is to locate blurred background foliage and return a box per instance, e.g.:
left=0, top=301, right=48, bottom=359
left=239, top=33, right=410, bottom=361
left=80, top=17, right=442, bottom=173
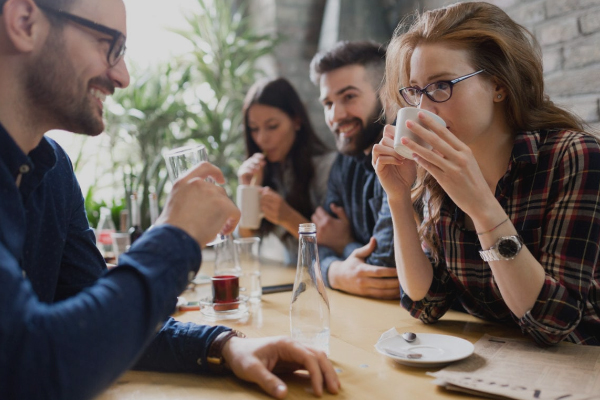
left=83, top=0, right=278, bottom=230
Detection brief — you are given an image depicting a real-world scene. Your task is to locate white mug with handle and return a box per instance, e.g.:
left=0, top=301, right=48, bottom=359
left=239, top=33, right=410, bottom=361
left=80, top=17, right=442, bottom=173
left=236, top=185, right=264, bottom=229
left=393, top=107, right=446, bottom=160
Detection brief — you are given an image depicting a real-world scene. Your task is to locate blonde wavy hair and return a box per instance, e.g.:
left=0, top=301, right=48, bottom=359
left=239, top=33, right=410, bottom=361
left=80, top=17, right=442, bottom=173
left=383, top=1, right=586, bottom=263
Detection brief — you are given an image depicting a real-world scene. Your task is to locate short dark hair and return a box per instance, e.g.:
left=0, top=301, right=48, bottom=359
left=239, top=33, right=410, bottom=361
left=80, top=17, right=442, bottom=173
left=309, top=40, right=386, bottom=89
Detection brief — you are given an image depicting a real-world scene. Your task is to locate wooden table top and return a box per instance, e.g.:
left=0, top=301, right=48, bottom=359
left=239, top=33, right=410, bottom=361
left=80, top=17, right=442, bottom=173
left=97, top=258, right=521, bottom=399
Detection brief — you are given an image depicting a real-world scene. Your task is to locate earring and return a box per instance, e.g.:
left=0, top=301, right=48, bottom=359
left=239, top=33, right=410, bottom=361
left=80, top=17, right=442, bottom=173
left=497, top=94, right=502, bottom=99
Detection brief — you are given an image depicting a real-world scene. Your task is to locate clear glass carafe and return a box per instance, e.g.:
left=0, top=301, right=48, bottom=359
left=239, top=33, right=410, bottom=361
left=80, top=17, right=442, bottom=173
left=290, top=223, right=330, bottom=355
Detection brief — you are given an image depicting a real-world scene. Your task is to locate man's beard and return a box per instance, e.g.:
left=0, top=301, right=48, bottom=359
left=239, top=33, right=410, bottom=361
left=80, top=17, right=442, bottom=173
left=24, top=29, right=110, bottom=137
left=336, top=99, right=384, bottom=157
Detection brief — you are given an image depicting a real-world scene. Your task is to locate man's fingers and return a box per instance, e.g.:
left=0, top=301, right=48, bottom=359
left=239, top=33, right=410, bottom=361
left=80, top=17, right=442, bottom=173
left=244, top=361, right=288, bottom=400
left=352, top=237, right=377, bottom=258
left=329, top=203, right=349, bottom=222
left=365, top=275, right=400, bottom=288
left=298, top=350, right=325, bottom=397
left=314, top=207, right=327, bottom=218
left=179, top=161, right=225, bottom=185
left=367, top=287, right=401, bottom=299
left=371, top=266, right=398, bottom=278
left=311, top=207, right=327, bottom=224
left=221, top=216, right=240, bottom=236
left=278, top=341, right=330, bottom=397
left=312, top=349, right=341, bottom=395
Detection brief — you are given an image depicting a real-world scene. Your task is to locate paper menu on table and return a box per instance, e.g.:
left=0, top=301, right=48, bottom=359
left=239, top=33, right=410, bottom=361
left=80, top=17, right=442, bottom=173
left=428, top=334, right=600, bottom=400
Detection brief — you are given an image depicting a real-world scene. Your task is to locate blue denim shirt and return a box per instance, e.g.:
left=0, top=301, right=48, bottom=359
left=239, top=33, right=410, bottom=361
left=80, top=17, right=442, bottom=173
left=0, top=125, right=229, bottom=400
left=318, top=152, right=395, bottom=287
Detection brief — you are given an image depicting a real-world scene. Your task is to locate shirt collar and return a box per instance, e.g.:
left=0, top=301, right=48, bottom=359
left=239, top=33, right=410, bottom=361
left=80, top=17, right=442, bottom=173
left=0, top=122, right=57, bottom=183
left=511, top=130, right=541, bottom=165
left=354, top=151, right=374, bottom=171
left=0, top=122, right=32, bottom=182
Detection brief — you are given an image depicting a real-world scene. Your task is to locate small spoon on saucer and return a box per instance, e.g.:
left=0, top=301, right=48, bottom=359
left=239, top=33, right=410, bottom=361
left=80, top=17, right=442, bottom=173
left=402, top=332, right=417, bottom=343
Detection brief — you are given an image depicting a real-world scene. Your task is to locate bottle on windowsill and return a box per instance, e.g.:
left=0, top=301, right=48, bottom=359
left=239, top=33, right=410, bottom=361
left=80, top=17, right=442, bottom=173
left=96, top=207, right=116, bottom=262
left=129, top=192, right=143, bottom=244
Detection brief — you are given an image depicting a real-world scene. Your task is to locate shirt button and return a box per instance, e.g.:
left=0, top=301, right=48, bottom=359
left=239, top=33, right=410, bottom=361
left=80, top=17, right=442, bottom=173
left=19, top=164, right=30, bottom=174
left=479, top=292, right=484, bottom=298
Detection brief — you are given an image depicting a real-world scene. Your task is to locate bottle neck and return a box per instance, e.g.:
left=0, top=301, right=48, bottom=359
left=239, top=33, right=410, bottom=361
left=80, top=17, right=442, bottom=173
left=130, top=195, right=141, bottom=227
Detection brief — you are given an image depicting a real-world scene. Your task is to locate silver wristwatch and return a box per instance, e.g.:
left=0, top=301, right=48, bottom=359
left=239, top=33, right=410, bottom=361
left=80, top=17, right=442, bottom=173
left=479, top=235, right=523, bottom=262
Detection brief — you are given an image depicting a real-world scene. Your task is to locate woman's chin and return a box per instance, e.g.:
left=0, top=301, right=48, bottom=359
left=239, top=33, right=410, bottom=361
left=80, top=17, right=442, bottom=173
left=266, top=154, right=283, bottom=163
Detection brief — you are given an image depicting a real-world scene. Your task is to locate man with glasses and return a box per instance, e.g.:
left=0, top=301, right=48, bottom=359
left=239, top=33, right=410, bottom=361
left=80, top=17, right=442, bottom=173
left=0, top=1, right=340, bottom=399
left=309, top=41, right=399, bottom=300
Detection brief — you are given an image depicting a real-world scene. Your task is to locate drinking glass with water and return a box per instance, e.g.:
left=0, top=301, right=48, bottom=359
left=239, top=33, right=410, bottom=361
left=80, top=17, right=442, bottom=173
left=233, top=237, right=262, bottom=303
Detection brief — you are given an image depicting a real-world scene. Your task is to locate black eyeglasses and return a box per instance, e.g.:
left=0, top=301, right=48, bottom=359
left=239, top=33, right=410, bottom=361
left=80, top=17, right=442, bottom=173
left=399, top=69, right=486, bottom=107
left=35, top=3, right=126, bottom=67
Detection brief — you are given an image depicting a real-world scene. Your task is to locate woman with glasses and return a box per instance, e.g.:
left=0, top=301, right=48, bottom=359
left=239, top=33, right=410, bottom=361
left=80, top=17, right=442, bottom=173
left=372, top=1, right=600, bottom=345
left=238, top=78, right=336, bottom=264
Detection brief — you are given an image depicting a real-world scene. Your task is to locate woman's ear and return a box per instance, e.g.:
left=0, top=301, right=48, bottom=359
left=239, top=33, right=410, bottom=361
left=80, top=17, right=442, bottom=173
left=493, top=80, right=508, bottom=103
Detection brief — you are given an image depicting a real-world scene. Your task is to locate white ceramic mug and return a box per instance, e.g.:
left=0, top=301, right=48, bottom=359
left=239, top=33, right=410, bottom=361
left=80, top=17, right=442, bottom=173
left=393, top=107, right=446, bottom=160
left=236, top=185, right=264, bottom=229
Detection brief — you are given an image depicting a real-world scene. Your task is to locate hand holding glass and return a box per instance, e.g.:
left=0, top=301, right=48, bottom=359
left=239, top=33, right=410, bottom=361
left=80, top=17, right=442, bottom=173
left=163, top=144, right=226, bottom=245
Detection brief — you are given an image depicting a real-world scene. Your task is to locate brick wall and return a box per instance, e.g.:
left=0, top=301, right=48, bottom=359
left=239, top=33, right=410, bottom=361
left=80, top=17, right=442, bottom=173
left=255, top=0, right=600, bottom=134
left=392, top=0, right=600, bottom=131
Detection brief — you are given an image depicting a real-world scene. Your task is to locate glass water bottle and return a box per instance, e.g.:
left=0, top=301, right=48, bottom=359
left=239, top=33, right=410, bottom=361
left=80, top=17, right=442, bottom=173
left=290, top=223, right=331, bottom=355
left=96, top=207, right=116, bottom=260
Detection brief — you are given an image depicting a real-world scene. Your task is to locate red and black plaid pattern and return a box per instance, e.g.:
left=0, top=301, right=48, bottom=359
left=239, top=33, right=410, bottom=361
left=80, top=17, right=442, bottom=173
left=402, top=129, right=600, bottom=346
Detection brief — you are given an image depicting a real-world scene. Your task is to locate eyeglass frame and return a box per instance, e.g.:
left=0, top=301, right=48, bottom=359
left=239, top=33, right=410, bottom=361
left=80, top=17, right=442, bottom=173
left=34, top=2, right=126, bottom=67
left=398, top=69, right=486, bottom=107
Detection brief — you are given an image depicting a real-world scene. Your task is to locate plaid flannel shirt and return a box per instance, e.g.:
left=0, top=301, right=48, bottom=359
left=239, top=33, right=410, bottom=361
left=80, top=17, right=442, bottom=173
left=402, top=129, right=600, bottom=346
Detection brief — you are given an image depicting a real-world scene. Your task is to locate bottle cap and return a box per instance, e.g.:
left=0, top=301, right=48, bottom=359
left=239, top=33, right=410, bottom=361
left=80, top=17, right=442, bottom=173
left=298, top=223, right=316, bottom=234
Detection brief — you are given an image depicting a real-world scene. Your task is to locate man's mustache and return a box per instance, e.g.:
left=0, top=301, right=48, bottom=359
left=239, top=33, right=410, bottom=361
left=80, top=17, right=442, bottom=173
left=88, top=77, right=115, bottom=95
left=332, top=118, right=362, bottom=134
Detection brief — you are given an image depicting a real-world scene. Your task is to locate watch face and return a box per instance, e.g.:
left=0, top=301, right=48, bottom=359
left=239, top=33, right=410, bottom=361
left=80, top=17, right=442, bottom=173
left=497, top=237, right=521, bottom=258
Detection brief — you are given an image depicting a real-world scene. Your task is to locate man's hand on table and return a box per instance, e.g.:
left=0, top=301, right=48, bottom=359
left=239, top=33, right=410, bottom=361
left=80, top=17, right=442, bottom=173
left=222, top=336, right=341, bottom=399
left=155, top=162, right=240, bottom=247
left=328, top=238, right=400, bottom=300
left=311, top=204, right=353, bottom=254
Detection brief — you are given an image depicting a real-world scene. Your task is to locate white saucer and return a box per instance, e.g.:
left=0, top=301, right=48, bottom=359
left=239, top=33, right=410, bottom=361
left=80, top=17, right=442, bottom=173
left=199, top=296, right=249, bottom=320
left=375, top=333, right=474, bottom=368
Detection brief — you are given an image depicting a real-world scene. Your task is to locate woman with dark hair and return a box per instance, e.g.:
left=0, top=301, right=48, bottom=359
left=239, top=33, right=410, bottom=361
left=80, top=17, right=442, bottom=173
left=238, top=77, right=336, bottom=264
left=372, top=2, right=599, bottom=345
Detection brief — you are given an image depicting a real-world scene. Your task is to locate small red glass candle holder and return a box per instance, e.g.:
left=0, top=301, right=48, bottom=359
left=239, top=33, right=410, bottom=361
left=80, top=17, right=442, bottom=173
left=211, top=275, right=239, bottom=310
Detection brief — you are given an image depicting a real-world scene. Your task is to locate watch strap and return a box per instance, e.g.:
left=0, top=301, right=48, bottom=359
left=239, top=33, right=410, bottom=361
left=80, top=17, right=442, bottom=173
left=479, top=235, right=523, bottom=262
left=479, top=247, right=500, bottom=262
left=206, top=329, right=246, bottom=373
